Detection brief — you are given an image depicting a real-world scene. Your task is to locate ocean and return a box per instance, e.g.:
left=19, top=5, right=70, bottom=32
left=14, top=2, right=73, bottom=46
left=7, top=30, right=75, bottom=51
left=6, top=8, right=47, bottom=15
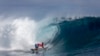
left=0, top=17, right=100, bottom=56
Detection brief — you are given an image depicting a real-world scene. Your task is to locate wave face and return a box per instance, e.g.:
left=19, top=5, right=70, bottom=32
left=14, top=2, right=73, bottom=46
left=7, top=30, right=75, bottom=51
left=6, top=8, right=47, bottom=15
left=50, top=17, right=100, bottom=54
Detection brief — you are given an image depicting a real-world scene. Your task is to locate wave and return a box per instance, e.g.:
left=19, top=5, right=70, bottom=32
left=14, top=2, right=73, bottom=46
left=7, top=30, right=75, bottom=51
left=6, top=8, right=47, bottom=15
left=50, top=17, right=100, bottom=54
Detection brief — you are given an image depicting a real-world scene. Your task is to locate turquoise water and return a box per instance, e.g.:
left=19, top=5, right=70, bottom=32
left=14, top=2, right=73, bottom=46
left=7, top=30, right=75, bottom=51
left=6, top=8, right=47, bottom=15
left=50, top=17, right=100, bottom=56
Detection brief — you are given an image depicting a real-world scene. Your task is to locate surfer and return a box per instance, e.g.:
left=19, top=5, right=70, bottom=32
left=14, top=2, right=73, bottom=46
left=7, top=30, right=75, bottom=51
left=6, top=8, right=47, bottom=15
left=36, top=42, right=44, bottom=48
left=33, top=42, right=45, bottom=53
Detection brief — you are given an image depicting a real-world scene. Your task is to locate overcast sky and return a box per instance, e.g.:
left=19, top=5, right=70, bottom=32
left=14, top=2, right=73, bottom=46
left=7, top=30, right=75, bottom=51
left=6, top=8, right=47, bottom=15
left=0, top=0, right=100, bottom=20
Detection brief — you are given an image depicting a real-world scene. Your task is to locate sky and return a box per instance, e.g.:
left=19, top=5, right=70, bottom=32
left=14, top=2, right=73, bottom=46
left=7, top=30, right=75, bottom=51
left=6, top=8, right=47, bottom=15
left=0, top=0, right=100, bottom=20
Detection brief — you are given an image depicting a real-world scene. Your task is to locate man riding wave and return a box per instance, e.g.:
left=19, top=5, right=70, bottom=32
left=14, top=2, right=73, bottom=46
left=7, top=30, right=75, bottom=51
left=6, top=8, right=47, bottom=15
left=31, top=42, right=46, bottom=53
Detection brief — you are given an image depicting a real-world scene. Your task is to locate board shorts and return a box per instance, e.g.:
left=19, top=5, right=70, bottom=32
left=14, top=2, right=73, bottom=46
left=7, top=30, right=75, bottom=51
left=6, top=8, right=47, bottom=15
left=35, top=44, right=39, bottom=49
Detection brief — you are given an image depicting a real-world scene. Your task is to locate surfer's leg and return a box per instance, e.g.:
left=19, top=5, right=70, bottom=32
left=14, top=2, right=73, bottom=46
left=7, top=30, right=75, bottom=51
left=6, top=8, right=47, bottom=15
left=35, top=48, right=38, bottom=54
left=31, top=49, right=34, bottom=53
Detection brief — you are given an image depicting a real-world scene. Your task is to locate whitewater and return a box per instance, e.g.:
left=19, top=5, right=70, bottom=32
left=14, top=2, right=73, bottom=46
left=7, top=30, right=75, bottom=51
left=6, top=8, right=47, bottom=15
left=0, top=17, right=59, bottom=56
left=0, top=17, right=100, bottom=56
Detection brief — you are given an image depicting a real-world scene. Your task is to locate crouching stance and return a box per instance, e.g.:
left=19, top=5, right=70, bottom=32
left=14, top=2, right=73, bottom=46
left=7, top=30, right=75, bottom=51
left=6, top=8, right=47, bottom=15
left=31, top=42, right=45, bottom=54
